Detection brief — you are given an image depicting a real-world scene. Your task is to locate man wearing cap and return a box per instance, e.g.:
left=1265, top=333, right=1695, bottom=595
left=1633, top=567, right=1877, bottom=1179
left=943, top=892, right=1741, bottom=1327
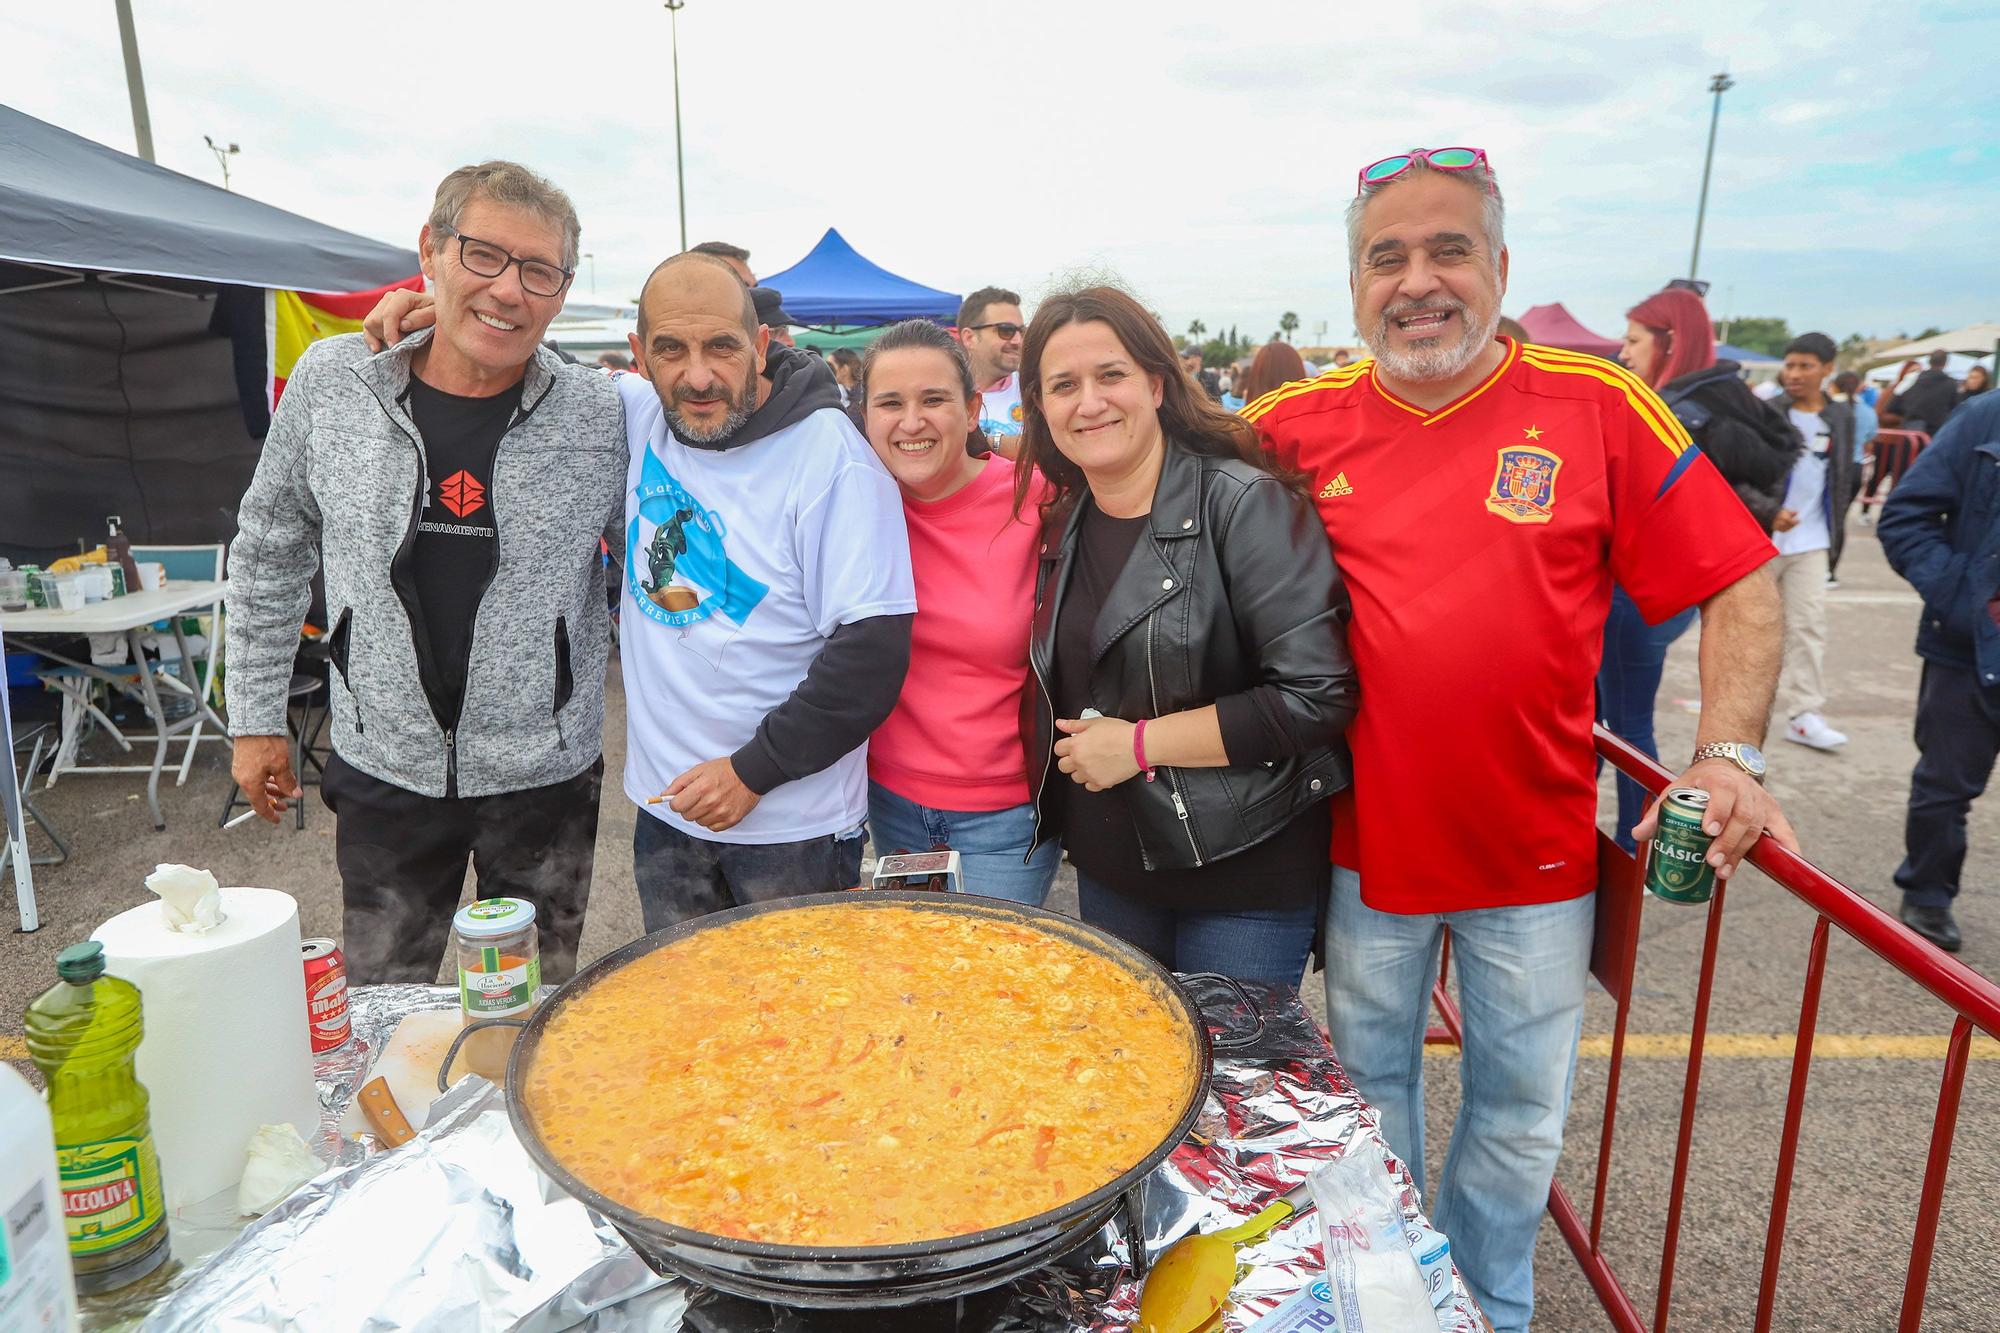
left=1248, top=146, right=1798, bottom=1330
left=753, top=285, right=800, bottom=348
left=1180, top=344, right=1222, bottom=401
left=955, top=286, right=1027, bottom=456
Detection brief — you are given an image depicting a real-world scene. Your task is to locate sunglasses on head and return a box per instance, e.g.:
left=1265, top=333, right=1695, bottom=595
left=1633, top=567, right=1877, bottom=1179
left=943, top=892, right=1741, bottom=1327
left=966, top=321, right=1024, bottom=340
left=1356, top=147, right=1492, bottom=196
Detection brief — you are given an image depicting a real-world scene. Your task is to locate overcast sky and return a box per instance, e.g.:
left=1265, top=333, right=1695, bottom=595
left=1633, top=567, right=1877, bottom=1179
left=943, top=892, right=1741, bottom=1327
left=8, top=0, right=1997, bottom=347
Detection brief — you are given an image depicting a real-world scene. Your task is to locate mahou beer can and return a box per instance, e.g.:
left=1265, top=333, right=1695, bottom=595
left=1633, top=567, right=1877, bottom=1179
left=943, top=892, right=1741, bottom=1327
left=301, top=938, right=352, bottom=1053
left=1646, top=787, right=1717, bottom=905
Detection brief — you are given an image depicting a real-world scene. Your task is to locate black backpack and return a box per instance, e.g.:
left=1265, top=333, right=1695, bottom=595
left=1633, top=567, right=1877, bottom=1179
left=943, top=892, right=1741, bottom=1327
left=1658, top=363, right=1802, bottom=531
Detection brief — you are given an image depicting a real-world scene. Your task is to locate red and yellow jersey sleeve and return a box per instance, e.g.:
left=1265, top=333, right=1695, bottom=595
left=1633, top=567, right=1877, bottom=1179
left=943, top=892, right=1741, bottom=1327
left=1244, top=361, right=1373, bottom=474
left=1515, top=345, right=1772, bottom=622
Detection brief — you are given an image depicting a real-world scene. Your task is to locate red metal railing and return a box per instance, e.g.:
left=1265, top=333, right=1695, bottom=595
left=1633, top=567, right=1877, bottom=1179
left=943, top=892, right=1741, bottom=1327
left=1424, top=724, right=2000, bottom=1332
left=1857, top=429, right=1931, bottom=516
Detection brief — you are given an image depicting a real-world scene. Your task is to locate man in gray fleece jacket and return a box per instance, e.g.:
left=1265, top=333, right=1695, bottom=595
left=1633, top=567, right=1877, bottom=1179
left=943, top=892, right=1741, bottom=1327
left=225, top=162, right=623, bottom=983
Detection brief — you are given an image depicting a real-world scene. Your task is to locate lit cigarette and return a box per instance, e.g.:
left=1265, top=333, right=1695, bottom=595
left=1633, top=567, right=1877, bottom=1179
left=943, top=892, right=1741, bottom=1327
left=646, top=794, right=668, bottom=805
left=224, top=808, right=260, bottom=830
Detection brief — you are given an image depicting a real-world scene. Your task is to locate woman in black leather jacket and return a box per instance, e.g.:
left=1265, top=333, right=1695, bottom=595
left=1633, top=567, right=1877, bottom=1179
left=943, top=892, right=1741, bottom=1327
left=1013, top=285, right=1358, bottom=985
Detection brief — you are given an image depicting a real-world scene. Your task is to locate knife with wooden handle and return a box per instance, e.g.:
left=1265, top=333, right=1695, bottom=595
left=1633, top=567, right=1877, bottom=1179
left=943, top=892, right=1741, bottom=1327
left=358, top=1075, right=417, bottom=1148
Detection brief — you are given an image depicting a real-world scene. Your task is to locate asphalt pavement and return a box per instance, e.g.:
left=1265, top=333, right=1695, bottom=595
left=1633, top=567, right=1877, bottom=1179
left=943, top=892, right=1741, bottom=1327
left=4, top=517, right=1996, bottom=1330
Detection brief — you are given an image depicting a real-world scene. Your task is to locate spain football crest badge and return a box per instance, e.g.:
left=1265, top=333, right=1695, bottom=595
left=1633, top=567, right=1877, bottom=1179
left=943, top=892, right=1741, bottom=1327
left=1485, top=446, right=1562, bottom=524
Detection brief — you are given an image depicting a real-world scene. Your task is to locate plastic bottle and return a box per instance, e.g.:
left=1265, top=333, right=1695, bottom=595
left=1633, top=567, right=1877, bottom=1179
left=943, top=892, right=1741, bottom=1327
left=104, top=516, right=142, bottom=596
left=24, top=942, right=170, bottom=1295
left=0, top=1065, right=81, bottom=1331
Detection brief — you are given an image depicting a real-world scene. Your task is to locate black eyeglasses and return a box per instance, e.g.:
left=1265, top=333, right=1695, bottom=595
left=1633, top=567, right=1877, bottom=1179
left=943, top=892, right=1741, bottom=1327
left=966, top=321, right=1024, bottom=340
left=443, top=227, right=573, bottom=298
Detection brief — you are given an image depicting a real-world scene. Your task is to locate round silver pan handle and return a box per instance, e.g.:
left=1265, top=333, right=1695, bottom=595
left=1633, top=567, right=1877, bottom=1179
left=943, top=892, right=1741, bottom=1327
left=1178, top=971, right=1267, bottom=1051
left=437, top=1016, right=531, bottom=1094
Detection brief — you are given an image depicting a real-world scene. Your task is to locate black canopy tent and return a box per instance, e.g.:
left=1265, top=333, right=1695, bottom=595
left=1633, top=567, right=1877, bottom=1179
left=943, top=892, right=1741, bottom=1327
left=0, top=104, right=418, bottom=560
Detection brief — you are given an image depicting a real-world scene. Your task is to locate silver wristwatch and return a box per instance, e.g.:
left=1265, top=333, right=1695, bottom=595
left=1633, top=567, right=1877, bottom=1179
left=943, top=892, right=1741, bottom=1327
left=1693, top=741, right=1766, bottom=782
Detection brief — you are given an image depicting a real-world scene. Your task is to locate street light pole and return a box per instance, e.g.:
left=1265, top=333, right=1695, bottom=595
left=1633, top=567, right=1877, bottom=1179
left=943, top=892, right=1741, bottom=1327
left=1688, top=71, right=1735, bottom=282
left=584, top=252, right=597, bottom=296
left=204, top=135, right=240, bottom=191
left=665, top=0, right=688, bottom=253
left=113, top=0, right=155, bottom=162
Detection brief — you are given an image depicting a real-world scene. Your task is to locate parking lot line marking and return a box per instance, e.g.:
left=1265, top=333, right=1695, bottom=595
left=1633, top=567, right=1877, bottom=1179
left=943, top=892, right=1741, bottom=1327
left=1825, top=590, right=1922, bottom=607
left=1427, top=1033, right=2000, bottom=1060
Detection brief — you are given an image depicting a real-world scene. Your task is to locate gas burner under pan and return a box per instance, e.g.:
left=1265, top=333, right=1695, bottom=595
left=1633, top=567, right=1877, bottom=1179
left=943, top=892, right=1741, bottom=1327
left=683, top=1284, right=1025, bottom=1333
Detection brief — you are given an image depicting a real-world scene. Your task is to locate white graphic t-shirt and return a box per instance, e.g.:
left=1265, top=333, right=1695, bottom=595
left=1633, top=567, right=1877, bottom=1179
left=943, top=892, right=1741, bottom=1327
left=978, top=373, right=1025, bottom=444
left=617, top=374, right=916, bottom=843
left=1774, top=406, right=1832, bottom=557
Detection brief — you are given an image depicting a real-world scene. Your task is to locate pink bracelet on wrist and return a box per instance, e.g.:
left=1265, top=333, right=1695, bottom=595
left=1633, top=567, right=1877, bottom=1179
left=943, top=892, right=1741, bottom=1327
left=1133, top=718, right=1156, bottom=782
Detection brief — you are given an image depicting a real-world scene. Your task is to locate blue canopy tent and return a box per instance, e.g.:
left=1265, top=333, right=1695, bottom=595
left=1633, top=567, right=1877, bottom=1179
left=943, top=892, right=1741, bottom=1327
left=1716, top=342, right=1781, bottom=368
left=758, top=228, right=960, bottom=332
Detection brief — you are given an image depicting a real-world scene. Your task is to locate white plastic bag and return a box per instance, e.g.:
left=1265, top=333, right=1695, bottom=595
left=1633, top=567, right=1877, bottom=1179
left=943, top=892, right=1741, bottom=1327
left=1306, top=1149, right=1439, bottom=1331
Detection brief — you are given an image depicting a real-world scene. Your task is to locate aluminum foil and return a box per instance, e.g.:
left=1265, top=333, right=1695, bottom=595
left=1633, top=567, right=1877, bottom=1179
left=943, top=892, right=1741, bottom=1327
left=107, top=980, right=1479, bottom=1331
left=76, top=983, right=464, bottom=1331
left=134, top=982, right=680, bottom=1331
left=1018, top=978, right=1483, bottom=1332
left=140, top=1076, right=681, bottom=1331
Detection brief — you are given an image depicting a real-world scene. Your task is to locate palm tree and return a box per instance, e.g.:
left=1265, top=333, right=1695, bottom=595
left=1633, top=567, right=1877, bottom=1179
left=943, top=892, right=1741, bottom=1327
left=1187, top=319, right=1207, bottom=342
left=1279, top=312, right=1300, bottom=342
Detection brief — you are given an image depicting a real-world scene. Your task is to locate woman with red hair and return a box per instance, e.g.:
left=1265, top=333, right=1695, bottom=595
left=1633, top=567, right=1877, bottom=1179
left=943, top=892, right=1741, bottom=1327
left=1237, top=340, right=1309, bottom=411
left=1600, top=288, right=1800, bottom=848
left=1621, top=288, right=1800, bottom=530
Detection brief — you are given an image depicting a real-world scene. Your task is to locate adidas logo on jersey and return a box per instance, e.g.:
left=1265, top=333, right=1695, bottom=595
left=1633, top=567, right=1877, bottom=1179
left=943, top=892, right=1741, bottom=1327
left=1318, top=472, right=1354, bottom=498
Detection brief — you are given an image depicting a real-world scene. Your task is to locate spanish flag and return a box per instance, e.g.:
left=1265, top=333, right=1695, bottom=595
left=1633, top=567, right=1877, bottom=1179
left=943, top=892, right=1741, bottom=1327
left=267, top=276, right=424, bottom=407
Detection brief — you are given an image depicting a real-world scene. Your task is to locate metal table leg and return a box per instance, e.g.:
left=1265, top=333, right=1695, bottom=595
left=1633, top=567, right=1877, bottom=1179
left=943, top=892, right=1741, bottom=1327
left=169, top=620, right=230, bottom=739
left=167, top=620, right=227, bottom=786
left=19, top=733, right=69, bottom=866
left=129, top=626, right=170, bottom=830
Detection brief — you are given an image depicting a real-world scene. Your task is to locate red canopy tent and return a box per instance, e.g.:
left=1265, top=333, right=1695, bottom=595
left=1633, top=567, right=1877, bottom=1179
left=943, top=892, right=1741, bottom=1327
left=1515, top=303, right=1620, bottom=359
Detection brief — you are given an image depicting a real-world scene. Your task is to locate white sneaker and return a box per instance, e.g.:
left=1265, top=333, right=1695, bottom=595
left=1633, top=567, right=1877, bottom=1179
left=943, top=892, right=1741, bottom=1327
left=1786, top=712, right=1848, bottom=750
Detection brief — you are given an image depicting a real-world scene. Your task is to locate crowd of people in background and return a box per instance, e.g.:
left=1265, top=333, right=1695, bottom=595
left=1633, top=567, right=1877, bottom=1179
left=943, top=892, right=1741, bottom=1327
left=215, top=138, right=2000, bottom=1332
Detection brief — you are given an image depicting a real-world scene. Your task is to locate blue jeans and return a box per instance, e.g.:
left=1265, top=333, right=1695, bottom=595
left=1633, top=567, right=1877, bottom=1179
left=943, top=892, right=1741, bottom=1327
left=1076, top=871, right=1318, bottom=987
left=632, top=812, right=865, bottom=933
left=1597, top=585, right=1697, bottom=851
left=1323, top=866, right=1594, bottom=1333
left=866, top=782, right=1059, bottom=906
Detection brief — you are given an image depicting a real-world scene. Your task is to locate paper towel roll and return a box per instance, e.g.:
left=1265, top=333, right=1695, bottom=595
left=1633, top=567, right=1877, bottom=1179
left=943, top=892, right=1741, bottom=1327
left=94, top=887, right=322, bottom=1212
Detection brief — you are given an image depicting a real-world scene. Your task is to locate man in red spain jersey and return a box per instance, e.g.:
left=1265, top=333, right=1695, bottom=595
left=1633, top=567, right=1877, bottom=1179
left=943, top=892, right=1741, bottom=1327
left=1248, top=148, right=1798, bottom=1331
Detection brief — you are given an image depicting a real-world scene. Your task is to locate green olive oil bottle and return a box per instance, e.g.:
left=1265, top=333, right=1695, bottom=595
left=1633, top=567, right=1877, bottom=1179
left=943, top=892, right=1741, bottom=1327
left=24, top=941, right=170, bottom=1294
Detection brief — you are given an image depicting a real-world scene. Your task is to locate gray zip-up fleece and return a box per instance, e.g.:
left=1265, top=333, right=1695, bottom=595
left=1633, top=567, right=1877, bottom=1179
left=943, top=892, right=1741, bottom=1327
left=225, top=330, right=626, bottom=798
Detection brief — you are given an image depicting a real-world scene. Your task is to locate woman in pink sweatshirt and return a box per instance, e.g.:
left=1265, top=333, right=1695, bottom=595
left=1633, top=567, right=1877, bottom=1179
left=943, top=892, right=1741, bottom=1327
left=855, top=320, right=1059, bottom=903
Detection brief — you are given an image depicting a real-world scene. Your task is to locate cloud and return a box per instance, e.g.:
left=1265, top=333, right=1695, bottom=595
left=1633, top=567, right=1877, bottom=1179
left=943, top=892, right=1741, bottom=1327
left=3, top=0, right=1994, bottom=344
left=1768, top=100, right=1841, bottom=126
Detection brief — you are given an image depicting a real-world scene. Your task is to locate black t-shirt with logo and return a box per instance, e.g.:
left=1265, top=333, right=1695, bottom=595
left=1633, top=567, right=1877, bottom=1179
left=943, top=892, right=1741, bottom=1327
left=405, top=376, right=523, bottom=726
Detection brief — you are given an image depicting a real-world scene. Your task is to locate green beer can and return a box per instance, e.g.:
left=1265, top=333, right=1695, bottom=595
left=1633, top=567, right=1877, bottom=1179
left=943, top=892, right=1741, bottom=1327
left=1646, top=786, right=1717, bottom=904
